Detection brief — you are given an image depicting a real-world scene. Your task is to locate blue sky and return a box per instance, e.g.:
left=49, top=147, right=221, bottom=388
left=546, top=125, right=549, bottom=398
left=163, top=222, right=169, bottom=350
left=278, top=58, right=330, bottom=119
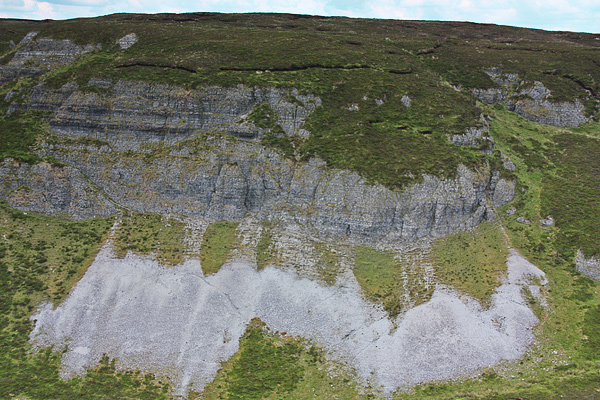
left=1, top=0, right=599, bottom=34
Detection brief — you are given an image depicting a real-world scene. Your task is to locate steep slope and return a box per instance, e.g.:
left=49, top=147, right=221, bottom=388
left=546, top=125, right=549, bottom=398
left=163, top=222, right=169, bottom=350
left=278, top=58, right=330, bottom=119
left=1, top=13, right=599, bottom=400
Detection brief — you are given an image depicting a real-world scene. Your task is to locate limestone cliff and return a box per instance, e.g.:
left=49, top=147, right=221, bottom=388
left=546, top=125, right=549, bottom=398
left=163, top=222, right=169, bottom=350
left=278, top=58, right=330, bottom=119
left=3, top=77, right=516, bottom=243
left=0, top=31, right=516, bottom=244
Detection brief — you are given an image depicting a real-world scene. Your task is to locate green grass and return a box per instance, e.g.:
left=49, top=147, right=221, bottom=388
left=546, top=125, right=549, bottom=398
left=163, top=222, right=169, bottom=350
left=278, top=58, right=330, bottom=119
left=314, top=243, right=342, bottom=285
left=432, top=221, right=508, bottom=307
left=542, top=134, right=600, bottom=258
left=114, top=212, right=186, bottom=266
left=0, top=110, right=47, bottom=164
left=353, top=245, right=433, bottom=318
left=200, top=221, right=239, bottom=275
left=0, top=201, right=172, bottom=399
left=200, top=318, right=367, bottom=400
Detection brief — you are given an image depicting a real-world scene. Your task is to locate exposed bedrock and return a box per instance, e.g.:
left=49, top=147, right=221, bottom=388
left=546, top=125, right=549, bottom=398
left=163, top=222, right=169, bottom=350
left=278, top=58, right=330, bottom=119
left=0, top=32, right=100, bottom=85
left=472, top=68, right=592, bottom=127
left=5, top=78, right=515, bottom=241
left=575, top=250, right=600, bottom=281
left=39, top=139, right=512, bottom=242
left=0, top=159, right=116, bottom=219
left=9, top=80, right=320, bottom=148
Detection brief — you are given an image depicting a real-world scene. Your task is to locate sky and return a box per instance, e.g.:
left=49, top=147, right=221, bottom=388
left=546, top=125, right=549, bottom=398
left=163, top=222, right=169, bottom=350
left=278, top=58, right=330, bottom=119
left=1, top=0, right=599, bottom=34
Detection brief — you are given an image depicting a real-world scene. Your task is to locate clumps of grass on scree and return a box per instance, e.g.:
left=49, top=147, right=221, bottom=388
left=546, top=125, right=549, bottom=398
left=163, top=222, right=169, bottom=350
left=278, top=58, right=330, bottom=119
left=200, top=221, right=239, bottom=275
left=353, top=245, right=433, bottom=318
left=256, top=223, right=276, bottom=271
left=432, top=221, right=508, bottom=308
left=0, top=202, right=171, bottom=399
left=114, top=212, right=186, bottom=266
left=200, top=318, right=367, bottom=400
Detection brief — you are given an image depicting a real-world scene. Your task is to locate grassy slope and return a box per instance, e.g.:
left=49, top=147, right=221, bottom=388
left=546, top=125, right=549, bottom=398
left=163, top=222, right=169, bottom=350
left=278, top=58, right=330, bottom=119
left=0, top=202, right=172, bottom=399
left=354, top=245, right=433, bottom=318
left=114, top=212, right=187, bottom=266
left=200, top=221, right=239, bottom=275
left=0, top=13, right=600, bottom=399
left=199, top=318, right=368, bottom=400
left=432, top=221, right=508, bottom=308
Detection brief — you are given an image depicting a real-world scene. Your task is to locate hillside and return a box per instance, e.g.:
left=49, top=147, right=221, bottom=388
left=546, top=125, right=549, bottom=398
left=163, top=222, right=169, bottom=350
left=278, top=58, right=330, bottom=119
left=0, top=13, right=599, bottom=399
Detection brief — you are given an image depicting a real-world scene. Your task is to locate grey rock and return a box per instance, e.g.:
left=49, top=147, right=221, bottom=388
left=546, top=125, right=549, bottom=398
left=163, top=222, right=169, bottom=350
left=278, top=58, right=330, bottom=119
left=506, top=207, right=516, bottom=216
left=475, top=70, right=591, bottom=128
left=472, top=87, right=508, bottom=104
left=19, top=31, right=39, bottom=46
left=87, top=78, right=113, bottom=88
left=0, top=32, right=100, bottom=85
left=37, top=132, right=512, bottom=243
left=401, top=95, right=411, bottom=107
left=489, top=172, right=516, bottom=208
left=4, top=78, right=513, bottom=244
left=12, top=80, right=320, bottom=150
left=575, top=250, right=600, bottom=281
left=506, top=96, right=590, bottom=127
left=503, top=157, right=516, bottom=171
left=539, top=216, right=554, bottom=227
left=484, top=67, right=519, bottom=86
left=0, top=159, right=117, bottom=219
left=117, top=33, right=138, bottom=49
left=9, top=40, right=15, bottom=49
left=0, top=33, right=99, bottom=86
left=516, top=217, right=531, bottom=225
left=449, top=115, right=494, bottom=154
left=11, top=37, right=100, bottom=66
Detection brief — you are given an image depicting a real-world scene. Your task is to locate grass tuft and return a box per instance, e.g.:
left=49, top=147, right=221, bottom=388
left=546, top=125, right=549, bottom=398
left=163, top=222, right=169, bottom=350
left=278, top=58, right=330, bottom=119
left=200, top=221, right=239, bottom=275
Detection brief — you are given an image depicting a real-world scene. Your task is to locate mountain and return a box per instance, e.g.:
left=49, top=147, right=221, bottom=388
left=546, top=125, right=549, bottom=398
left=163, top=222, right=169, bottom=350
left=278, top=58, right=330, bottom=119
left=0, top=12, right=599, bottom=399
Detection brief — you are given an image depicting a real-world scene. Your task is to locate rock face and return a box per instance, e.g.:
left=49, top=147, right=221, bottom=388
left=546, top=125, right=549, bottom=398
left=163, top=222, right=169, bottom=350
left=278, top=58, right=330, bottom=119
left=448, top=115, right=494, bottom=154
left=575, top=250, right=600, bottom=281
left=38, top=140, right=498, bottom=242
left=0, top=159, right=117, bottom=219
left=2, top=77, right=514, bottom=242
left=0, top=32, right=100, bottom=85
left=10, top=79, right=320, bottom=149
left=472, top=68, right=592, bottom=127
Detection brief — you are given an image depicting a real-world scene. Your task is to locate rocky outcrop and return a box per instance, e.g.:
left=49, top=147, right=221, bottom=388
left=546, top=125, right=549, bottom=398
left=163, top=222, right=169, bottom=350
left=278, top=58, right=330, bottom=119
left=473, top=68, right=592, bottom=127
left=575, top=250, right=600, bottom=281
left=506, top=88, right=590, bottom=127
left=0, top=159, right=117, bottom=219
left=32, top=132, right=512, bottom=243
left=448, top=115, right=494, bottom=154
left=10, top=80, right=320, bottom=150
left=117, top=33, right=138, bottom=49
left=489, top=171, right=516, bottom=208
left=0, top=32, right=100, bottom=85
left=472, top=87, right=508, bottom=104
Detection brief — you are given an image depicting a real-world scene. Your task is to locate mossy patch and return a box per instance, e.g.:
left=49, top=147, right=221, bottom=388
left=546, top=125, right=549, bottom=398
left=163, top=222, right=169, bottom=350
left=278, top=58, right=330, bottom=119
left=432, top=221, right=508, bottom=308
left=0, top=110, right=47, bottom=164
left=114, top=212, right=186, bottom=266
left=200, top=221, right=239, bottom=275
left=353, top=245, right=433, bottom=318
